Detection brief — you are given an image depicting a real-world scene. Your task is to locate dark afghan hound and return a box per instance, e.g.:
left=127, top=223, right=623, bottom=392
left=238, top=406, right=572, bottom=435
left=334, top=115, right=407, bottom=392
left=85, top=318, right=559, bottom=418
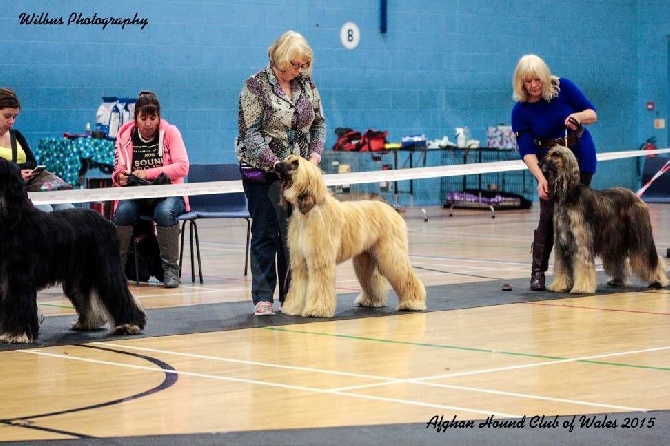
left=540, top=145, right=668, bottom=294
left=0, top=158, right=146, bottom=343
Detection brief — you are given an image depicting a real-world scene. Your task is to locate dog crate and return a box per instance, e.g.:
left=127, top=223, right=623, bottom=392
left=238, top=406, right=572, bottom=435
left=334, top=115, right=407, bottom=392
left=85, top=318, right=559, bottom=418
left=440, top=148, right=534, bottom=216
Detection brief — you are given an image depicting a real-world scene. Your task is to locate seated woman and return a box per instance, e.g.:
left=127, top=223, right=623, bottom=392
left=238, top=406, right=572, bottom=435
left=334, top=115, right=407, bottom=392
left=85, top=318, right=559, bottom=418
left=0, top=87, right=74, bottom=212
left=112, top=91, right=190, bottom=288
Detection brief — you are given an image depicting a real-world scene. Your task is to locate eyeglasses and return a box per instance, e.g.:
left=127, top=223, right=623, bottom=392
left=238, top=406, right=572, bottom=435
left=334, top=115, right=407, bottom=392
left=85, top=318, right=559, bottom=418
left=290, top=60, right=310, bottom=70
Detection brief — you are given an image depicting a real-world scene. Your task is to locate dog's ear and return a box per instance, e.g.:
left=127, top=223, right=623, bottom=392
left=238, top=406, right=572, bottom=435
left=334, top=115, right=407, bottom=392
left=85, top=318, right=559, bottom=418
left=297, top=192, right=316, bottom=214
left=0, top=159, right=29, bottom=226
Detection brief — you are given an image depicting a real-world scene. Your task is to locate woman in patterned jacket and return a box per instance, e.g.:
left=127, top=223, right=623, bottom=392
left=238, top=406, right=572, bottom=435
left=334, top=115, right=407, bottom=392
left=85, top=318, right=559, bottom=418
left=236, top=30, right=326, bottom=316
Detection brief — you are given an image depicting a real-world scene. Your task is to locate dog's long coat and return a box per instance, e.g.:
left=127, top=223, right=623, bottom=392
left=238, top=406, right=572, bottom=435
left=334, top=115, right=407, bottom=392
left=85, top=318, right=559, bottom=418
left=540, top=146, right=668, bottom=293
left=0, top=158, right=146, bottom=343
left=276, top=155, right=426, bottom=317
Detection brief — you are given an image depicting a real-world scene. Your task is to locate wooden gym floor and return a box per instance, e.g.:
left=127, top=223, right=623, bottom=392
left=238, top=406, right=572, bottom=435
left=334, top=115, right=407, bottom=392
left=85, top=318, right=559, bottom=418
left=1, top=203, right=669, bottom=445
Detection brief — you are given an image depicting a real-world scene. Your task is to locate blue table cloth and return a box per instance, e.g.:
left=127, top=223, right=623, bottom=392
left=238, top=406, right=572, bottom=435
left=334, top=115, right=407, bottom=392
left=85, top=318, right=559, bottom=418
left=36, top=137, right=115, bottom=186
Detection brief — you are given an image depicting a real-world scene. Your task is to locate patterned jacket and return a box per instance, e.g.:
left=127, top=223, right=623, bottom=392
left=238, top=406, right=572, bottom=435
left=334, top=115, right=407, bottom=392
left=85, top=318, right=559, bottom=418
left=236, top=65, right=326, bottom=171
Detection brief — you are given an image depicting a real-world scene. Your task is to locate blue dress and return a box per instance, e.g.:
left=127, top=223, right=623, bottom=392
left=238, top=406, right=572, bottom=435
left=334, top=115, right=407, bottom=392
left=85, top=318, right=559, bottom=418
left=511, top=77, right=597, bottom=174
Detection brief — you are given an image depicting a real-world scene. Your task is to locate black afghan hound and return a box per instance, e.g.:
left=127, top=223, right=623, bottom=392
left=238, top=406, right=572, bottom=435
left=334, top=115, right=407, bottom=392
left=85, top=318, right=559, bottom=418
left=540, top=145, right=668, bottom=294
left=0, top=158, right=146, bottom=343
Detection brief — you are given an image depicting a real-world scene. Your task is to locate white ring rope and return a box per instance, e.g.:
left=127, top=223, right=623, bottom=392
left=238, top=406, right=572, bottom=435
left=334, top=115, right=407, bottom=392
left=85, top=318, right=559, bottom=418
left=28, top=148, right=670, bottom=205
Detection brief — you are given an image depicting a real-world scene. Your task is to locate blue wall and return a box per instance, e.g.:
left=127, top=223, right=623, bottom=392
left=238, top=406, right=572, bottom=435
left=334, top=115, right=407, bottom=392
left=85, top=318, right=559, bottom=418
left=2, top=0, right=668, bottom=205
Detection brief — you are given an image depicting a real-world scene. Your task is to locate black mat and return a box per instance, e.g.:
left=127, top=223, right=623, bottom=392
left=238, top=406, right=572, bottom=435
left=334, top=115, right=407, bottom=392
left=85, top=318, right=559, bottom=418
left=0, top=273, right=659, bottom=351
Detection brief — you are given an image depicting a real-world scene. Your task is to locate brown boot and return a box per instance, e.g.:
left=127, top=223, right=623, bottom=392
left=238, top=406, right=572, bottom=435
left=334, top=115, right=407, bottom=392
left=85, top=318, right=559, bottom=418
left=530, top=229, right=552, bottom=291
left=156, top=225, right=181, bottom=289
left=530, top=270, right=546, bottom=291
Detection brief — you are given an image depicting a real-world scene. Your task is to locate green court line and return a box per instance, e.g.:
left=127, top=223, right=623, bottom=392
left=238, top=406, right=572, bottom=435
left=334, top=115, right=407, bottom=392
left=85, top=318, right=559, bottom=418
left=265, top=326, right=670, bottom=372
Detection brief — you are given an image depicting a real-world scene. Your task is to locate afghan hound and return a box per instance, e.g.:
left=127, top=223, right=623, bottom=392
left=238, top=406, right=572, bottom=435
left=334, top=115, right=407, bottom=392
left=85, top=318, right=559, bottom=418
left=275, top=155, right=426, bottom=317
left=0, top=158, right=146, bottom=343
left=540, top=145, right=668, bottom=294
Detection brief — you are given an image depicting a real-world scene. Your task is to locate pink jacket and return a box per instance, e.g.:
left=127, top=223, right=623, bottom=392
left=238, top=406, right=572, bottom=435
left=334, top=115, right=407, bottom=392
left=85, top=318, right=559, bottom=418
left=113, top=119, right=190, bottom=211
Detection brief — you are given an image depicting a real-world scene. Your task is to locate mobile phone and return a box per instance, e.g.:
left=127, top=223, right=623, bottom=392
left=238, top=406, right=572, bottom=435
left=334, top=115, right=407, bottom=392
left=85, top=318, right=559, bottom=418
left=32, top=165, right=46, bottom=174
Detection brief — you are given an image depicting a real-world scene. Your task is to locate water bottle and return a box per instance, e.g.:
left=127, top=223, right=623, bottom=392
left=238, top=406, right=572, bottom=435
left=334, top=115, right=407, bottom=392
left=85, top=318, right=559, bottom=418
left=122, top=99, right=133, bottom=126
left=108, top=102, right=121, bottom=138
left=455, top=128, right=466, bottom=148
left=96, top=96, right=117, bottom=137
left=85, top=122, right=91, bottom=138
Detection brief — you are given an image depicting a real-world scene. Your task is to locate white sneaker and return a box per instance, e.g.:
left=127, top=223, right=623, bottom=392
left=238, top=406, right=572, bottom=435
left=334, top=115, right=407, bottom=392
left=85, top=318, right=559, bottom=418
left=254, top=301, right=274, bottom=316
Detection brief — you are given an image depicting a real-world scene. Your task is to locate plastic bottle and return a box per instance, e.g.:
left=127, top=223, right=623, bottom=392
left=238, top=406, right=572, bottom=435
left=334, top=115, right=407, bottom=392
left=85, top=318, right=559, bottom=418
left=108, top=102, right=121, bottom=138
left=455, top=128, right=466, bottom=148
left=96, top=96, right=117, bottom=137
left=85, top=122, right=91, bottom=137
left=122, top=99, right=133, bottom=126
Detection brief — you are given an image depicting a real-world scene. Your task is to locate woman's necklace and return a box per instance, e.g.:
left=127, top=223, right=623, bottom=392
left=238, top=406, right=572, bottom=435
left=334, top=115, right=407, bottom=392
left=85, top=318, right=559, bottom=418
left=138, top=130, right=155, bottom=143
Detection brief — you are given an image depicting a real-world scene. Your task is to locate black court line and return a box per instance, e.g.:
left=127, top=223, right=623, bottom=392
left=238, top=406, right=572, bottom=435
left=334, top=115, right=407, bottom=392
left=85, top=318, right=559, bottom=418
left=0, top=345, right=178, bottom=439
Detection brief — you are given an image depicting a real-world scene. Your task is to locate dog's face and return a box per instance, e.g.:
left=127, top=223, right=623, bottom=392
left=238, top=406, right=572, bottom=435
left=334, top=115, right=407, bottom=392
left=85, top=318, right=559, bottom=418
left=539, top=147, right=563, bottom=181
left=0, top=158, right=29, bottom=223
left=275, top=155, right=326, bottom=215
left=539, top=145, right=581, bottom=198
left=274, top=154, right=302, bottom=189
left=540, top=145, right=578, bottom=175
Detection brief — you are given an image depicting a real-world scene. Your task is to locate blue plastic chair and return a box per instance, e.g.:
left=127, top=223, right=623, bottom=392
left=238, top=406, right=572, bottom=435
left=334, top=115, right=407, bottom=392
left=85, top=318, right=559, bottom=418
left=178, top=164, right=251, bottom=284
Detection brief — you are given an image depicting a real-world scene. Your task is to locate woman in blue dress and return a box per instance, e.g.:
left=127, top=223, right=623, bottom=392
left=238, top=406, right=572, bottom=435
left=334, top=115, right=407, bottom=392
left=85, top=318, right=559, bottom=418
left=511, top=54, right=598, bottom=291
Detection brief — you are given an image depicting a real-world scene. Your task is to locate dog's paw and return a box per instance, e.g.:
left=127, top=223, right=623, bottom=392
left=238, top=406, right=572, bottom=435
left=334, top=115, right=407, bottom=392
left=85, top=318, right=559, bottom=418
left=111, top=324, right=143, bottom=335
left=71, top=320, right=106, bottom=331
left=280, top=305, right=301, bottom=316
left=546, top=281, right=570, bottom=293
left=0, top=332, right=33, bottom=344
left=301, top=310, right=335, bottom=318
left=607, top=279, right=626, bottom=287
left=354, top=293, right=385, bottom=308
left=397, top=301, right=426, bottom=312
left=569, top=287, right=596, bottom=294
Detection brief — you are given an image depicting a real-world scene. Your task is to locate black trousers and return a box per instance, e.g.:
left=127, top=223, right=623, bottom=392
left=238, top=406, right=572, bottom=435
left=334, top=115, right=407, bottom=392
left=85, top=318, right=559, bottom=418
left=242, top=174, right=291, bottom=305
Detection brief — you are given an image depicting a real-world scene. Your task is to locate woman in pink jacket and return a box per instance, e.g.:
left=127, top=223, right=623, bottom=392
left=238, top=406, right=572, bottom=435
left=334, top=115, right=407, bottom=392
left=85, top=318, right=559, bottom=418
left=112, top=91, right=190, bottom=288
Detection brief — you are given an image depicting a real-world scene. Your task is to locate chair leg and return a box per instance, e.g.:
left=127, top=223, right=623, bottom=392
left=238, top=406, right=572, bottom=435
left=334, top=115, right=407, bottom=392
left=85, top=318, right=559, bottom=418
left=177, top=219, right=202, bottom=284
left=244, top=218, right=251, bottom=276
left=189, top=220, right=195, bottom=283
left=178, top=220, right=187, bottom=278
left=193, top=221, right=203, bottom=284
left=133, top=236, right=140, bottom=287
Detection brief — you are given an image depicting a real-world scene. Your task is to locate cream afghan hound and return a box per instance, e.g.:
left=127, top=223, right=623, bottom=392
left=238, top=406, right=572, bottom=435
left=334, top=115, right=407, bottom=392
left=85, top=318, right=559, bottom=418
left=275, top=155, right=426, bottom=317
left=540, top=145, right=668, bottom=294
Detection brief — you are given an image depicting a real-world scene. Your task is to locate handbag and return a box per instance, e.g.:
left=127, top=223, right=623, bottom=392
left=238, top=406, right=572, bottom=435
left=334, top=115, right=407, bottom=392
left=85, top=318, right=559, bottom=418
left=123, top=172, right=172, bottom=207
left=332, top=128, right=362, bottom=151
left=358, top=129, right=389, bottom=152
left=125, top=172, right=172, bottom=187
left=8, top=130, right=73, bottom=192
left=26, top=169, right=74, bottom=192
left=239, top=163, right=268, bottom=183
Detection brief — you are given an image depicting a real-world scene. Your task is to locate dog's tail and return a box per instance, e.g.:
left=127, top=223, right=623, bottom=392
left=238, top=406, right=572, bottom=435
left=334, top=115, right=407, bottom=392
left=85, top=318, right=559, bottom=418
left=632, top=252, right=670, bottom=288
left=629, top=210, right=669, bottom=287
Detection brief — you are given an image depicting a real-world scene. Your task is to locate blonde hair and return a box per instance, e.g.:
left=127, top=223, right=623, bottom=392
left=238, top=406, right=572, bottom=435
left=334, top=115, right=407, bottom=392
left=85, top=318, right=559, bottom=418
left=512, top=54, right=560, bottom=102
left=268, top=30, right=313, bottom=76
